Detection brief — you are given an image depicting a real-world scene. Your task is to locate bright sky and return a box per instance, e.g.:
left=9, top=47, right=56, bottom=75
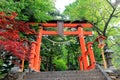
left=55, top=0, right=120, bottom=13
left=55, top=0, right=75, bottom=13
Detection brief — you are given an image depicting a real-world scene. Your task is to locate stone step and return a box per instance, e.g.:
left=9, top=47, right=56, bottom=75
left=26, top=69, right=100, bottom=75
left=25, top=76, right=105, bottom=80
left=26, top=72, right=102, bottom=78
left=24, top=69, right=106, bottom=80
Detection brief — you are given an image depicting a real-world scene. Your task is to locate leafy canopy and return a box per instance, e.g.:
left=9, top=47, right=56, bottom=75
left=0, top=0, right=55, bottom=21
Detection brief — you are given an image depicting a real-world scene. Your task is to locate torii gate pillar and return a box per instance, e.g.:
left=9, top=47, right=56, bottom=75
left=78, top=27, right=89, bottom=70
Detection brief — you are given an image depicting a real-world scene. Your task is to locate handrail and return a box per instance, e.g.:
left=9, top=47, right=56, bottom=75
left=96, top=64, right=112, bottom=80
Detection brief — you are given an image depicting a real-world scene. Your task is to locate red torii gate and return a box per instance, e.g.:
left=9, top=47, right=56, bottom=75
left=29, top=20, right=96, bottom=72
left=0, top=12, right=95, bottom=72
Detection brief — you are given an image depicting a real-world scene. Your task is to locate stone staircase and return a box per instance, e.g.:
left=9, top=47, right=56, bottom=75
left=23, top=69, right=108, bottom=80
left=1, top=64, right=112, bottom=80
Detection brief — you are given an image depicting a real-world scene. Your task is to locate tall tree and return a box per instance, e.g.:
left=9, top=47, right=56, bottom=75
left=64, top=0, right=120, bottom=36
left=64, top=0, right=120, bottom=67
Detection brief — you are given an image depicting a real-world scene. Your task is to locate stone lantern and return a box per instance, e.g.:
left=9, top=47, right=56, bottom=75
left=95, top=36, right=106, bottom=48
left=104, top=49, right=114, bottom=68
left=95, top=35, right=108, bottom=69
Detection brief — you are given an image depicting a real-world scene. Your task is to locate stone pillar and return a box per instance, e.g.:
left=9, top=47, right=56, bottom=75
left=104, top=49, right=114, bottom=68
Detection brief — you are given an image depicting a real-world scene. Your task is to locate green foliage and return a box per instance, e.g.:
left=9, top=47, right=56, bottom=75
left=93, top=42, right=102, bottom=62
left=40, top=35, right=80, bottom=70
left=0, top=73, right=6, bottom=79
left=64, top=0, right=120, bottom=35
left=0, top=60, right=3, bottom=65
left=53, top=58, right=68, bottom=71
left=64, top=0, right=120, bottom=68
left=0, top=60, right=4, bottom=75
left=0, top=0, right=55, bottom=21
left=107, top=24, right=120, bottom=68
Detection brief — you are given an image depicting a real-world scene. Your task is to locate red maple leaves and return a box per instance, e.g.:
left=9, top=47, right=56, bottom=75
left=0, top=12, right=37, bottom=61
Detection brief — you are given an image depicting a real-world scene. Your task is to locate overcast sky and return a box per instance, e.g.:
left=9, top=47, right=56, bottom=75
left=55, top=0, right=75, bottom=13
left=55, top=0, right=119, bottom=13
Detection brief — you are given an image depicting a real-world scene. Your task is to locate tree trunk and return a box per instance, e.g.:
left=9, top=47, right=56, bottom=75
left=67, top=52, right=70, bottom=70
left=48, top=56, right=52, bottom=71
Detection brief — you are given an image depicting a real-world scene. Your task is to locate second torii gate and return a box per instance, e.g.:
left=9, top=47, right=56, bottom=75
left=29, top=20, right=96, bottom=72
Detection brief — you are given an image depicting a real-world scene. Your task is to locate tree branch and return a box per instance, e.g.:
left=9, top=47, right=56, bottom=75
left=100, top=13, right=107, bottom=23
left=93, top=25, right=103, bottom=35
left=106, top=0, right=115, bottom=9
left=109, top=41, right=120, bottom=48
left=103, top=8, right=116, bottom=36
left=103, top=4, right=111, bottom=14
left=114, top=10, right=120, bottom=16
